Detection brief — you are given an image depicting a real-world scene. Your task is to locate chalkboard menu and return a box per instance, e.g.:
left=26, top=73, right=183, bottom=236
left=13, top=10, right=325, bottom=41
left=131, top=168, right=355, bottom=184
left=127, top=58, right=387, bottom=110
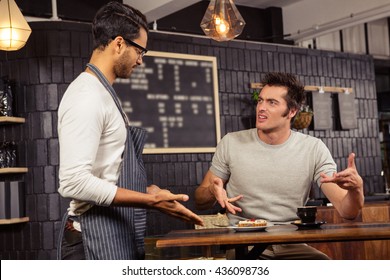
left=113, top=51, right=220, bottom=154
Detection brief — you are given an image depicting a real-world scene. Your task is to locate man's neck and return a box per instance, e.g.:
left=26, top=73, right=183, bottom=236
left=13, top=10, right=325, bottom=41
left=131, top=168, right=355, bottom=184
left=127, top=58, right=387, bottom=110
left=257, top=128, right=292, bottom=145
left=86, top=51, right=116, bottom=84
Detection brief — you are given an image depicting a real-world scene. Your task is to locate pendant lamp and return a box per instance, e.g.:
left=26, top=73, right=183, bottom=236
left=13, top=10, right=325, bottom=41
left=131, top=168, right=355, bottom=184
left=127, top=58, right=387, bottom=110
left=0, top=0, right=32, bottom=51
left=200, top=0, right=245, bottom=42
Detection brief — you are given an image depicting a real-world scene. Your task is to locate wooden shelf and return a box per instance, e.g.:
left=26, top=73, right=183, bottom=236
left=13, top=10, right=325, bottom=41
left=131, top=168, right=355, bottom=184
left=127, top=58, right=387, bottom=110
left=250, top=83, right=353, bottom=94
left=0, top=118, right=28, bottom=226
left=0, top=167, right=28, bottom=174
left=0, top=217, right=29, bottom=225
left=0, top=116, right=25, bottom=124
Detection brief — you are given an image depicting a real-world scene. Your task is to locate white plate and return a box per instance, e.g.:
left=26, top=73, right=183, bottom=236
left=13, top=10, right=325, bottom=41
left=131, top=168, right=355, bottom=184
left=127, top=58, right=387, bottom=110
left=229, top=222, right=274, bottom=232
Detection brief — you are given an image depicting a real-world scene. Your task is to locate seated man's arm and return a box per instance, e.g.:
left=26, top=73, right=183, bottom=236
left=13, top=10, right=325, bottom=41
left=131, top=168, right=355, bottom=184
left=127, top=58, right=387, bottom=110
left=320, top=153, right=364, bottom=220
left=195, top=170, right=242, bottom=214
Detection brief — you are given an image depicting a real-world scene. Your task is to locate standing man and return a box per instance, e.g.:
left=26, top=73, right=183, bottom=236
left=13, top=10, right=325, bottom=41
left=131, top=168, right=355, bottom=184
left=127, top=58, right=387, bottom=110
left=58, top=1, right=203, bottom=260
left=195, top=72, right=364, bottom=259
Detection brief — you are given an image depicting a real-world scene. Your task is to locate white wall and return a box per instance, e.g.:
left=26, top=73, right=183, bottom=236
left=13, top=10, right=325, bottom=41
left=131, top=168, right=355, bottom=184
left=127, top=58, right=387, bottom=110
left=124, top=0, right=199, bottom=22
left=283, top=0, right=390, bottom=42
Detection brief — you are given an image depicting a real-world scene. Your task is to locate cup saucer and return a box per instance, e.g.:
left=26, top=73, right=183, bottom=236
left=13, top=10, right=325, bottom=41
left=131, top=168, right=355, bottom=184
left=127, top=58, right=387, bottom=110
left=291, top=220, right=326, bottom=229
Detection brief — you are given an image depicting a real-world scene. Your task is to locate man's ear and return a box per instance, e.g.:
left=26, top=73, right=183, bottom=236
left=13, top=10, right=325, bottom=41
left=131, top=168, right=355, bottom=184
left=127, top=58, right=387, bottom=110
left=110, top=36, right=125, bottom=54
left=289, top=108, right=298, bottom=119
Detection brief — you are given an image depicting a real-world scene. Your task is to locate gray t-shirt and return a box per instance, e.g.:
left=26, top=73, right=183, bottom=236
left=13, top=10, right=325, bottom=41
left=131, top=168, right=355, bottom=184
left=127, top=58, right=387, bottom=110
left=210, top=128, right=336, bottom=225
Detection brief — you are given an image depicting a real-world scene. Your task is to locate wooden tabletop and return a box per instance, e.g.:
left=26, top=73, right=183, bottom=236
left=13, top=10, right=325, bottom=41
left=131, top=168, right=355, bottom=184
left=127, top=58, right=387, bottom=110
left=156, top=222, right=390, bottom=248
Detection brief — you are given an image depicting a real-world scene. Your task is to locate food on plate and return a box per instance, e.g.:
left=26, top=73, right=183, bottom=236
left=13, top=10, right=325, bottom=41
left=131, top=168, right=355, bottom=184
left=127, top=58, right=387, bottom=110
left=238, top=219, right=267, bottom=227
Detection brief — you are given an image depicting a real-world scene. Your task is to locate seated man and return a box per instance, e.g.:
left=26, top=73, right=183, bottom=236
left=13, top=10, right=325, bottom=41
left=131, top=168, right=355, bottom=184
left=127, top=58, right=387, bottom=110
left=195, top=72, right=364, bottom=260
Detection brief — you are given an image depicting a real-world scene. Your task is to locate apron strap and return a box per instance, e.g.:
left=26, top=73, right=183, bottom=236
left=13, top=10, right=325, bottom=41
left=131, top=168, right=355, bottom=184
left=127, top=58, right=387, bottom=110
left=86, top=63, right=130, bottom=125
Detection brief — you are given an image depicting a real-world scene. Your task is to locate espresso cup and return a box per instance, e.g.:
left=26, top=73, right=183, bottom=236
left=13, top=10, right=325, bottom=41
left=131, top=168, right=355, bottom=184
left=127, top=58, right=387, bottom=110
left=296, top=206, right=317, bottom=223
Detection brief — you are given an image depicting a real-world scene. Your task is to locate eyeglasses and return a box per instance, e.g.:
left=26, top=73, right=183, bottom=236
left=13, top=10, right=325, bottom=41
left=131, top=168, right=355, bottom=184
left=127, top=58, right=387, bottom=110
left=123, top=38, right=148, bottom=58
left=112, top=36, right=148, bottom=57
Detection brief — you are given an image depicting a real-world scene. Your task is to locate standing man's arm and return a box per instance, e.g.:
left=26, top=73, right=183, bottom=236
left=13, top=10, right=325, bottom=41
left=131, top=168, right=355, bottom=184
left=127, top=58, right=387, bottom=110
left=112, top=185, right=204, bottom=226
left=320, top=153, right=364, bottom=219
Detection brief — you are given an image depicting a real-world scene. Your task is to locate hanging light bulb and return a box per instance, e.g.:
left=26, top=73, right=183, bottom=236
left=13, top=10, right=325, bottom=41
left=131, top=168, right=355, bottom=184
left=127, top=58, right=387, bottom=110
left=0, top=0, right=32, bottom=51
left=201, top=0, right=246, bottom=42
left=214, top=16, right=229, bottom=35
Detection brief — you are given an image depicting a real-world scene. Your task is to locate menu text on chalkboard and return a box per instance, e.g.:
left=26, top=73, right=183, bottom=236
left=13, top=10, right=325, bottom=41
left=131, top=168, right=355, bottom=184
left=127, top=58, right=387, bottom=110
left=113, top=51, right=220, bottom=154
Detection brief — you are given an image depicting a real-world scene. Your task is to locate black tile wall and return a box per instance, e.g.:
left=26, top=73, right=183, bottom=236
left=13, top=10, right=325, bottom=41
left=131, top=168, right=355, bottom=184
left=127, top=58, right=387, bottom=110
left=0, top=21, right=383, bottom=259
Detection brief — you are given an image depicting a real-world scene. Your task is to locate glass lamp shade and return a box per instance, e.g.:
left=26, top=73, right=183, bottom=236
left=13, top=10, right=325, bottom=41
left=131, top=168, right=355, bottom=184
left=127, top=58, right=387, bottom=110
left=200, top=0, right=246, bottom=42
left=0, top=0, right=32, bottom=51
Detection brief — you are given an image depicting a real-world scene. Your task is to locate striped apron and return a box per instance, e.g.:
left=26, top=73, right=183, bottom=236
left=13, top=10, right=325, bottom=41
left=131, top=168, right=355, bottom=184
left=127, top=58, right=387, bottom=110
left=59, top=63, right=148, bottom=260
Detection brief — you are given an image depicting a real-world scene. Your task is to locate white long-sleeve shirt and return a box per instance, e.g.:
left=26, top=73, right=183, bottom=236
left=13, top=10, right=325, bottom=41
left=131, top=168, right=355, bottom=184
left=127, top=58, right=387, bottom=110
left=58, top=72, right=126, bottom=216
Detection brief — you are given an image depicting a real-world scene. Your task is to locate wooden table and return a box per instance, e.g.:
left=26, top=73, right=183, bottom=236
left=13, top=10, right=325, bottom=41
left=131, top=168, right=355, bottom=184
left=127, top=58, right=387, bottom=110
left=156, top=222, right=390, bottom=259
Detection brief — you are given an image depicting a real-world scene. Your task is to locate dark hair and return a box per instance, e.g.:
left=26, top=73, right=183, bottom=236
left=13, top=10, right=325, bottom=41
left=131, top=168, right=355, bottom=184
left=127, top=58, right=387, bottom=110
left=92, top=1, right=149, bottom=50
left=260, top=72, right=305, bottom=111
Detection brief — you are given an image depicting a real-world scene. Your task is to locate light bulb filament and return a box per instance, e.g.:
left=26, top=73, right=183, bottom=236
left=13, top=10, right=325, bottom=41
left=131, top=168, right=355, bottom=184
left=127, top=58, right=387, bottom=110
left=215, top=16, right=230, bottom=35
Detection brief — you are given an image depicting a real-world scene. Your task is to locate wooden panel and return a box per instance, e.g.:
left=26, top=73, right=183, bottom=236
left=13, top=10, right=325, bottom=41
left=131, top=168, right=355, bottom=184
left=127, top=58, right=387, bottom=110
left=364, top=240, right=390, bottom=259
left=362, top=202, right=390, bottom=259
left=316, top=206, right=363, bottom=223
left=311, top=241, right=366, bottom=260
left=312, top=202, right=390, bottom=259
left=341, top=241, right=366, bottom=259
left=316, top=207, right=335, bottom=222
left=310, top=242, right=344, bottom=259
left=362, top=203, right=390, bottom=222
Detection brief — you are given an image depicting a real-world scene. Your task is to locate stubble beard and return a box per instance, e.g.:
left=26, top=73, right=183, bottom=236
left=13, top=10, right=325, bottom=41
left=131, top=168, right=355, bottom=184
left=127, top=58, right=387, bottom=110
left=114, top=50, right=134, bottom=79
left=256, top=109, right=292, bottom=133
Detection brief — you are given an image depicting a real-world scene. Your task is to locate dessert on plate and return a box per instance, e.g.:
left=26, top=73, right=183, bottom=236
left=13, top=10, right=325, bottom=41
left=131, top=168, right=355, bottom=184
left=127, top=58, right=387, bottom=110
left=237, top=219, right=267, bottom=227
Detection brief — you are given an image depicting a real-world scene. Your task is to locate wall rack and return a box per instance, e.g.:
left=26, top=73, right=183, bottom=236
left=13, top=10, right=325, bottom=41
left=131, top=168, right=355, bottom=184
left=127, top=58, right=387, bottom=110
left=0, top=168, right=28, bottom=174
left=0, top=217, right=29, bottom=225
left=250, top=83, right=353, bottom=94
left=0, top=116, right=26, bottom=124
